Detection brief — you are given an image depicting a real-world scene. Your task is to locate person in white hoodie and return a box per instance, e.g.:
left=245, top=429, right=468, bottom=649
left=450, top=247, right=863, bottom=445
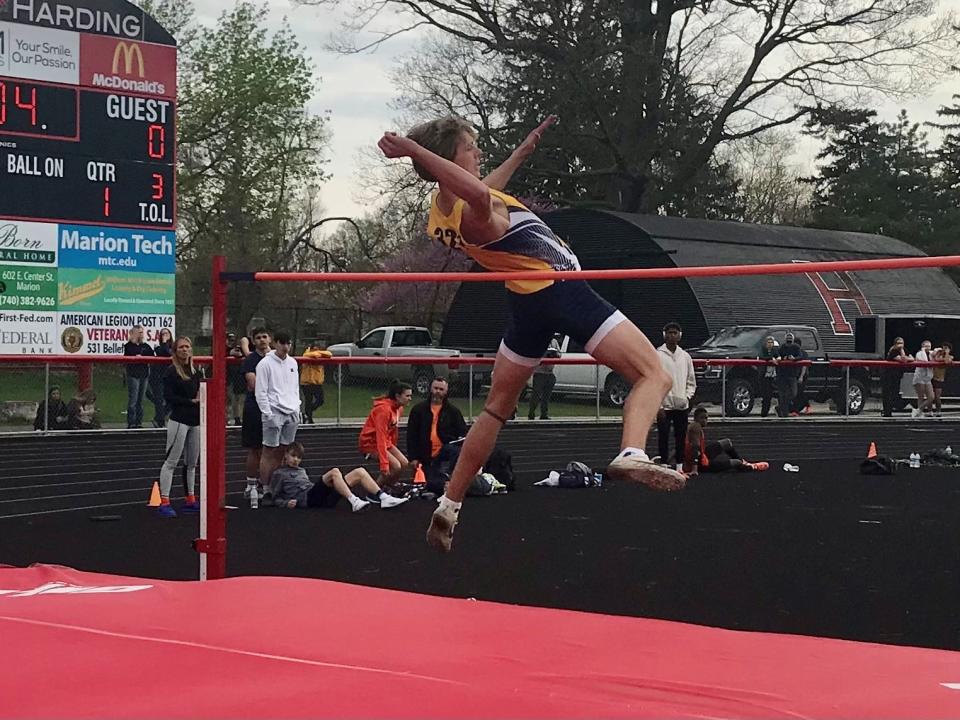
left=656, top=322, right=697, bottom=469
left=255, top=330, right=302, bottom=496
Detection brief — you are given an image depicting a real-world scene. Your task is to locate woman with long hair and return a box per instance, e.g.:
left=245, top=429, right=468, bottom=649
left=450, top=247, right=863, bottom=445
left=358, top=379, right=416, bottom=486
left=156, top=336, right=203, bottom=517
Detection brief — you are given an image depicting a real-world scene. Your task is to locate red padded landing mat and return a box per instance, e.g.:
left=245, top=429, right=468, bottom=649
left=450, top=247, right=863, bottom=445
left=2, top=565, right=959, bottom=718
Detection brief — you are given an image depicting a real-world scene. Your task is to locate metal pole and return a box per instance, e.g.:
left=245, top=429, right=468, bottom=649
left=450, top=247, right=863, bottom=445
left=196, top=255, right=228, bottom=581
left=845, top=365, right=850, bottom=419
left=595, top=363, right=600, bottom=422
left=336, top=364, right=342, bottom=427
left=721, top=365, right=727, bottom=419
left=198, top=383, right=208, bottom=581
left=468, top=363, right=474, bottom=421
left=43, top=363, right=50, bottom=432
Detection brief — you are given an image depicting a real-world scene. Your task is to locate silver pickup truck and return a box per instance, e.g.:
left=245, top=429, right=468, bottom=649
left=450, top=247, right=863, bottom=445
left=528, top=335, right=630, bottom=407
left=328, top=326, right=471, bottom=395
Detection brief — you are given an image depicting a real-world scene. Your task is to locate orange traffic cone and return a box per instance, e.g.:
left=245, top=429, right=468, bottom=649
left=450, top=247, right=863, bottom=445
left=867, top=442, right=878, bottom=459
left=147, top=481, right=161, bottom=507
left=413, top=464, right=426, bottom=484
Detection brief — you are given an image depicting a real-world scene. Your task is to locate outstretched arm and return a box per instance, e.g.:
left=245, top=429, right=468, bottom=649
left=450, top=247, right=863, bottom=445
left=482, top=116, right=557, bottom=191
left=378, top=132, right=491, bottom=218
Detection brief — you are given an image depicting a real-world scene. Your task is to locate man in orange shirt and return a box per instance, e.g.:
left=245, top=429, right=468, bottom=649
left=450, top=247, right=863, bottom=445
left=358, top=379, right=417, bottom=487
left=406, top=377, right=468, bottom=492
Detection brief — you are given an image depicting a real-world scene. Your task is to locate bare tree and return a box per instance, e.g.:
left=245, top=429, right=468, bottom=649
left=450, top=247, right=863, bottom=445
left=305, top=0, right=955, bottom=213
left=731, top=131, right=812, bottom=225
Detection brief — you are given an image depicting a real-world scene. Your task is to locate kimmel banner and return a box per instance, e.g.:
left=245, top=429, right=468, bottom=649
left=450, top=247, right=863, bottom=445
left=57, top=311, right=174, bottom=354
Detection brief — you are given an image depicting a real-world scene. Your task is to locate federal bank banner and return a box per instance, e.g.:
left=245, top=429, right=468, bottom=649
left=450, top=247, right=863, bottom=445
left=58, top=267, right=174, bottom=313
left=58, top=224, right=175, bottom=274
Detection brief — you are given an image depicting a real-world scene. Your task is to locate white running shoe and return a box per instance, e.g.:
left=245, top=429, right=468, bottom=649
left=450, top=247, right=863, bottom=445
left=379, top=494, right=409, bottom=509
left=427, top=504, right=459, bottom=552
left=606, top=450, right=686, bottom=491
left=350, top=498, right=371, bottom=513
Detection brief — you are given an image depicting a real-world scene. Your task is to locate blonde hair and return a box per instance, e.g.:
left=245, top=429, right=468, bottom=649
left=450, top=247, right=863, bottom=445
left=406, top=116, right=476, bottom=181
left=172, top=336, right=195, bottom=381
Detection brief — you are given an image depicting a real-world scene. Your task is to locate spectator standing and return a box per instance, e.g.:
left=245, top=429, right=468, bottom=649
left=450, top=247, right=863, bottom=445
left=758, top=336, right=779, bottom=418
left=300, top=341, right=332, bottom=424
left=255, top=331, right=301, bottom=499
left=912, top=340, right=935, bottom=418
left=123, top=325, right=155, bottom=429
left=155, top=336, right=203, bottom=518
left=358, top=379, right=416, bottom=485
left=226, top=333, right=246, bottom=426
left=149, top=328, right=173, bottom=428
left=931, top=342, right=953, bottom=417
left=790, top=336, right=811, bottom=415
left=241, top=328, right=272, bottom=500
left=527, top=336, right=560, bottom=420
left=406, top=377, right=468, bottom=491
left=34, top=386, right=69, bottom=431
left=776, top=332, right=803, bottom=418
left=881, top=337, right=911, bottom=417
left=656, top=322, right=696, bottom=468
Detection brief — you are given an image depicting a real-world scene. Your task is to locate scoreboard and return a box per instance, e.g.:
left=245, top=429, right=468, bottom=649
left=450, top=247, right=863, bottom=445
left=0, top=0, right=176, bottom=354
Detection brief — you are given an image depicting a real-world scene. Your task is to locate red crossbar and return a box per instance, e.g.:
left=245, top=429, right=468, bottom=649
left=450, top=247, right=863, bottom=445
left=249, top=254, right=960, bottom=283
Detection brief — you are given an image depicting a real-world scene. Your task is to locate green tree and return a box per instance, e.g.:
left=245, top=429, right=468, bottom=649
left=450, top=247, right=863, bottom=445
left=803, top=107, right=941, bottom=244
left=311, top=0, right=953, bottom=213
left=174, top=1, right=329, bottom=333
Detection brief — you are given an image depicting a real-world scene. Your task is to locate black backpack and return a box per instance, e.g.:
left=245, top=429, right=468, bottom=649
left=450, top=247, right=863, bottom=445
left=860, top=456, right=895, bottom=475
left=484, top=448, right=515, bottom=491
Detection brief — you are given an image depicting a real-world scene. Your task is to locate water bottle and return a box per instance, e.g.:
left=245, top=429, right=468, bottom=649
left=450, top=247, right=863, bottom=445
left=909, top=452, right=920, bottom=469
left=592, top=472, right=603, bottom=488
left=250, top=486, right=259, bottom=509
left=946, top=445, right=953, bottom=456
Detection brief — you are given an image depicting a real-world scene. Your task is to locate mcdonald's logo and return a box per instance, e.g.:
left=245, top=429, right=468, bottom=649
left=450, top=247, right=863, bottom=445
left=111, top=41, right=145, bottom=78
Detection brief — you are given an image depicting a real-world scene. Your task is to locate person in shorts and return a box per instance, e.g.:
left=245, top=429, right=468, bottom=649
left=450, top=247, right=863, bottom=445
left=378, top=115, right=684, bottom=553
left=255, top=331, right=301, bottom=496
left=241, top=328, right=272, bottom=500
left=269, top=442, right=409, bottom=512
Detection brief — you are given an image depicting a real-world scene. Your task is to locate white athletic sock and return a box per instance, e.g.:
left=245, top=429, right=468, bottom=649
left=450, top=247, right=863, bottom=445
left=348, top=494, right=365, bottom=510
left=437, top=495, right=461, bottom=515
left=617, top=447, right=649, bottom=460
left=246, top=477, right=258, bottom=488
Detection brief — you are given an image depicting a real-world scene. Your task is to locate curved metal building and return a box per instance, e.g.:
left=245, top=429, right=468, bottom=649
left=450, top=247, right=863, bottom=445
left=440, top=210, right=960, bottom=354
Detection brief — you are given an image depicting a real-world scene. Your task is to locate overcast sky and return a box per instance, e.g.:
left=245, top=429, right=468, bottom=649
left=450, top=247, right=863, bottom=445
left=192, top=0, right=960, bottom=226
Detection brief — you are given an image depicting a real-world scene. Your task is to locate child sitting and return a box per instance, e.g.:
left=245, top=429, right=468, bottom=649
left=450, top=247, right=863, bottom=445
left=269, top=442, right=409, bottom=511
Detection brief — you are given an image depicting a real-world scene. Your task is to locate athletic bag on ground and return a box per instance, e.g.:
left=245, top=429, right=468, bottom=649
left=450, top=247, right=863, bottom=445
left=860, top=456, right=895, bottom=475
left=484, top=448, right=515, bottom=491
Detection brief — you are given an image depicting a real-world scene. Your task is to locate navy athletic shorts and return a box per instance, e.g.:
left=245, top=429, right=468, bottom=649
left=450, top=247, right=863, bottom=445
left=500, top=280, right=625, bottom=365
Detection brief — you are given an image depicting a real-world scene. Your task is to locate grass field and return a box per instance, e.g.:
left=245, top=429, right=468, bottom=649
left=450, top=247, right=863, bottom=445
left=0, top=364, right=622, bottom=428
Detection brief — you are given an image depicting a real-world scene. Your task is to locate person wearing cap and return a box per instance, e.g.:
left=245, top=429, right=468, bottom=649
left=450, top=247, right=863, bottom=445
left=758, top=336, right=780, bottom=418
left=776, top=332, right=804, bottom=418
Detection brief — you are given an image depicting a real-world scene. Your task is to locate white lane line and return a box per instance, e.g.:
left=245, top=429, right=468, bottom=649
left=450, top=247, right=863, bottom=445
left=0, top=615, right=463, bottom=686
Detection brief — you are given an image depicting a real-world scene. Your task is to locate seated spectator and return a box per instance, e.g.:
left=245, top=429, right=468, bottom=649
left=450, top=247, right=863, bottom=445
left=406, top=377, right=467, bottom=493
left=682, top=406, right=768, bottom=475
left=66, top=389, right=100, bottom=430
left=269, top=442, right=408, bottom=511
left=34, top=386, right=69, bottom=431
left=358, top=379, right=418, bottom=485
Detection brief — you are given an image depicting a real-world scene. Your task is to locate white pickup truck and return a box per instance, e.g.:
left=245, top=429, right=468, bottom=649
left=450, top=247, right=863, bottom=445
left=529, top=336, right=630, bottom=407
left=328, top=326, right=473, bottom=396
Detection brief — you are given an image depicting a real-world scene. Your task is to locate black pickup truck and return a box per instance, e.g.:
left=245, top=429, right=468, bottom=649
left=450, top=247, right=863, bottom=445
left=690, top=325, right=879, bottom=417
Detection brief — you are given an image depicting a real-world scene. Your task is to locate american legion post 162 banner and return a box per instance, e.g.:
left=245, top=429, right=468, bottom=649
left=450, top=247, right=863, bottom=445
left=0, top=0, right=177, bottom=354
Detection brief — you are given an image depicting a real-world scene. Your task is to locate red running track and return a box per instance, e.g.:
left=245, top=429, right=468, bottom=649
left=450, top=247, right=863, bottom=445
left=1, top=564, right=959, bottom=718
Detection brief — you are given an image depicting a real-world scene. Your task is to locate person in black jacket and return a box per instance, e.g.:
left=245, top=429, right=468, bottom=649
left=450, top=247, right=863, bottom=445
left=406, top=377, right=467, bottom=492
left=124, top=325, right=155, bottom=429
left=156, top=336, right=203, bottom=518
left=34, top=386, right=69, bottom=431
left=148, top=328, right=173, bottom=428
